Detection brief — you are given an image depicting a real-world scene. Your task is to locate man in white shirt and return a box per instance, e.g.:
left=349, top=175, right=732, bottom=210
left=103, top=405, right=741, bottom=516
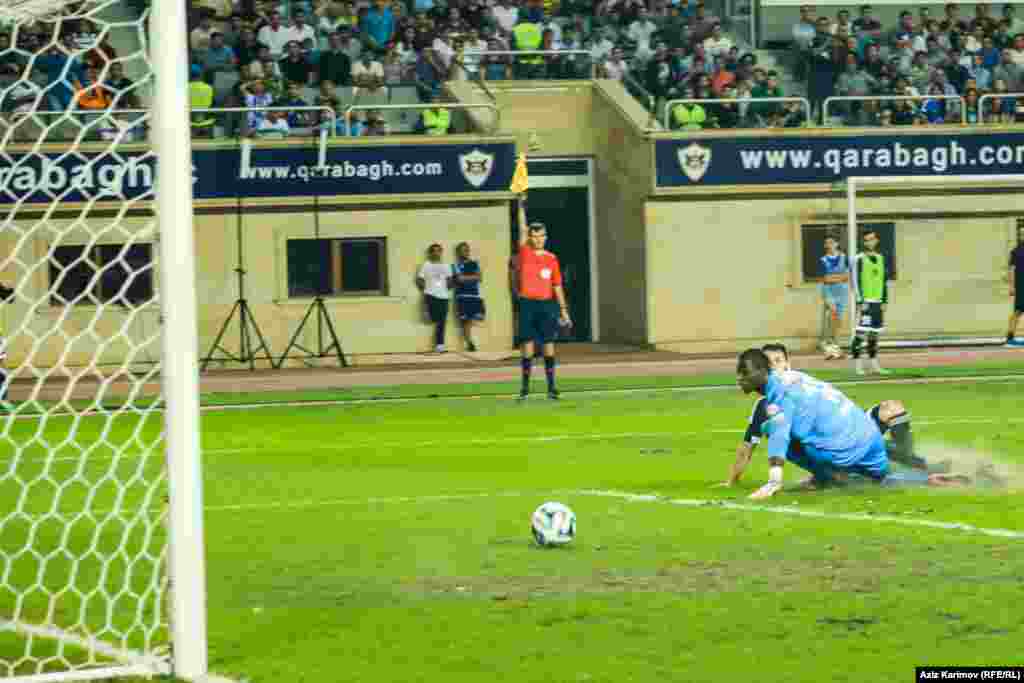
left=1010, top=34, right=1024, bottom=65
left=602, top=47, right=629, bottom=80
left=492, top=0, right=519, bottom=38
left=627, top=7, right=657, bottom=46
left=351, top=51, right=386, bottom=100
left=702, top=23, right=732, bottom=60
left=258, top=11, right=293, bottom=59
left=416, top=243, right=454, bottom=353
left=255, top=109, right=291, bottom=137
left=285, top=9, right=318, bottom=49
left=432, top=30, right=456, bottom=71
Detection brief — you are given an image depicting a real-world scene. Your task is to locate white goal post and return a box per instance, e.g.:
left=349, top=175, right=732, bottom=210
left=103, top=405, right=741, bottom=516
left=843, top=175, right=1023, bottom=350
left=0, top=0, right=209, bottom=681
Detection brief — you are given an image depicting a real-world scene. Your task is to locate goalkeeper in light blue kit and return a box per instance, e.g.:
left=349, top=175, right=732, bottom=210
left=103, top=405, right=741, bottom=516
left=736, top=348, right=958, bottom=500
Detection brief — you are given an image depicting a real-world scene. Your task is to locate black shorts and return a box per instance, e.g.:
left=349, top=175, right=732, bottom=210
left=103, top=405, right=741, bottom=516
left=518, top=298, right=560, bottom=345
left=424, top=294, right=449, bottom=324
left=456, top=297, right=486, bottom=321
left=856, top=302, right=885, bottom=333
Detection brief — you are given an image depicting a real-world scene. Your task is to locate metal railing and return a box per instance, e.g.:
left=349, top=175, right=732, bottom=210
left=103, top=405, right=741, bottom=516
left=463, top=50, right=597, bottom=79
left=978, top=92, right=1024, bottom=121
left=343, top=102, right=501, bottom=134
left=823, top=95, right=966, bottom=125
left=663, top=96, right=811, bottom=129
left=7, top=105, right=337, bottom=165
left=621, top=72, right=658, bottom=128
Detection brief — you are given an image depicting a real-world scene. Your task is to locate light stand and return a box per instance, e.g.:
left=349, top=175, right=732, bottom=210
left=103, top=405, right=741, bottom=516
left=274, top=196, right=347, bottom=368
left=200, top=199, right=275, bottom=371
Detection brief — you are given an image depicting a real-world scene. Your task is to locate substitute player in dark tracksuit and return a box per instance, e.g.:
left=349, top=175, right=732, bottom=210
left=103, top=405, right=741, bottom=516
left=514, top=196, right=571, bottom=401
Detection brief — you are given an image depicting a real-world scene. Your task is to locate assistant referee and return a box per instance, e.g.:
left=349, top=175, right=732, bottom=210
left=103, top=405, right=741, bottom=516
left=515, top=197, right=571, bottom=400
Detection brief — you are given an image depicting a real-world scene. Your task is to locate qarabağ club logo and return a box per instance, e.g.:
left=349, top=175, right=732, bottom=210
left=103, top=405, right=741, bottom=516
left=677, top=142, right=712, bottom=182
left=459, top=148, right=495, bottom=188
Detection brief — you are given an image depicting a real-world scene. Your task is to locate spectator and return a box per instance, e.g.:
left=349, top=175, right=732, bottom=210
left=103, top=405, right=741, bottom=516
left=257, top=11, right=292, bottom=59
left=512, top=15, right=544, bottom=79
left=944, top=48, right=970, bottom=92
left=491, top=0, right=519, bottom=38
left=190, top=13, right=216, bottom=54
left=381, top=45, right=405, bottom=83
left=688, top=4, right=718, bottom=45
left=891, top=33, right=914, bottom=73
left=416, top=243, right=453, bottom=353
left=362, top=0, right=395, bottom=52
left=852, top=4, right=880, bottom=34
left=539, top=29, right=562, bottom=78
left=1010, top=34, right=1024, bottom=65
left=279, top=40, right=314, bottom=84
left=106, top=62, right=138, bottom=109
left=319, top=2, right=350, bottom=46
left=670, top=86, right=705, bottom=130
left=239, top=78, right=273, bottom=129
left=222, top=15, right=245, bottom=49
left=792, top=5, right=817, bottom=78
left=924, top=35, right=947, bottom=69
left=188, top=64, right=216, bottom=136
left=73, top=65, right=113, bottom=111
left=421, top=92, right=450, bottom=134
left=877, top=106, right=894, bottom=126
left=286, top=9, right=318, bottom=49
left=364, top=109, right=390, bottom=134
left=890, top=97, right=916, bottom=125
left=836, top=53, right=875, bottom=119
left=588, top=28, right=615, bottom=64
left=751, top=69, right=784, bottom=121
left=709, top=54, right=735, bottom=95
left=481, top=39, right=511, bottom=81
left=981, top=35, right=1001, bottom=68
left=600, top=46, right=628, bottom=81
left=963, top=87, right=981, bottom=123
left=993, top=48, right=1022, bottom=91
left=235, top=28, right=262, bottom=68
left=964, top=24, right=985, bottom=54
left=967, top=52, right=993, bottom=91
left=921, top=83, right=948, bottom=123
left=35, top=42, right=85, bottom=112
left=203, top=32, right=239, bottom=79
left=351, top=50, right=386, bottom=99
left=1, top=63, right=40, bottom=119
left=315, top=79, right=341, bottom=112
left=337, top=26, right=363, bottom=62
left=0, top=34, right=25, bottom=72
left=1005, top=5, right=1024, bottom=37
left=702, top=24, right=732, bottom=61
left=276, top=81, right=313, bottom=127
left=907, top=51, right=930, bottom=92
left=255, top=108, right=290, bottom=137
left=628, top=6, right=657, bottom=48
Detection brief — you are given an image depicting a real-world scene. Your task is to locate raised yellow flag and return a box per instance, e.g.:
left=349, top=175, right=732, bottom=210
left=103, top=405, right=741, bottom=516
left=509, top=154, right=529, bottom=194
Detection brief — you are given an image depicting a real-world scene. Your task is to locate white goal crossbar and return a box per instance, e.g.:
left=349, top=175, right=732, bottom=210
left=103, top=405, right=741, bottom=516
left=843, top=174, right=1024, bottom=349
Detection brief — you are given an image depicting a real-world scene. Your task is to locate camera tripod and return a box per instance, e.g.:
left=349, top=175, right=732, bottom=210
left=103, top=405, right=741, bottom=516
left=200, top=207, right=274, bottom=371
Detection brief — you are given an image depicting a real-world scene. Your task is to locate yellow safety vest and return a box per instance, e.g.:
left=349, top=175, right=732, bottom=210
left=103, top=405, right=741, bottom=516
left=423, top=108, right=451, bottom=135
left=513, top=23, right=543, bottom=64
left=672, top=103, right=706, bottom=130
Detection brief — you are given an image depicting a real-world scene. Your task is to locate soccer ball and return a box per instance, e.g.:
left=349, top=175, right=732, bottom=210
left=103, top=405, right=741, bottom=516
left=531, top=502, right=576, bottom=547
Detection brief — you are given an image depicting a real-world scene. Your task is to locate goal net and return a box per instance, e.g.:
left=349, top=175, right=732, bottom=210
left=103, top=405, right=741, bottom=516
left=835, top=175, right=1022, bottom=350
left=0, top=1, right=208, bottom=681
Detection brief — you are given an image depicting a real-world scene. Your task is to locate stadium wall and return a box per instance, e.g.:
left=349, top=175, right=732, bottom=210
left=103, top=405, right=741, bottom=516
left=645, top=190, right=1020, bottom=354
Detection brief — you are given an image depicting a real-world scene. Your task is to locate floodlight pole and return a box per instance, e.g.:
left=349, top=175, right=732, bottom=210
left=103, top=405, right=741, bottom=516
left=153, top=0, right=209, bottom=679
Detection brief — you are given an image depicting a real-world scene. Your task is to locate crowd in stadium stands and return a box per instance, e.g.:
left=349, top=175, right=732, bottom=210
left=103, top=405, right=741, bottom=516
left=3, top=0, right=1023, bottom=136
left=793, top=3, right=1024, bottom=126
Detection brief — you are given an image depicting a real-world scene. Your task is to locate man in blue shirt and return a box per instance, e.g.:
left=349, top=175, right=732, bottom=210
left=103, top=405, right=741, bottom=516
left=453, top=242, right=485, bottom=352
left=361, top=0, right=395, bottom=52
left=819, top=234, right=849, bottom=359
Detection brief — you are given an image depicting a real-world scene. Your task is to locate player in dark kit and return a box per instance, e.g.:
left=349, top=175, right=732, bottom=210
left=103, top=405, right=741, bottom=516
left=1007, top=229, right=1024, bottom=347
left=453, top=242, right=485, bottom=352
left=851, top=229, right=889, bottom=375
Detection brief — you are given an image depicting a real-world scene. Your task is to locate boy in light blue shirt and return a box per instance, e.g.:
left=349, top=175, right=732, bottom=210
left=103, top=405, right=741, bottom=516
left=819, top=234, right=849, bottom=359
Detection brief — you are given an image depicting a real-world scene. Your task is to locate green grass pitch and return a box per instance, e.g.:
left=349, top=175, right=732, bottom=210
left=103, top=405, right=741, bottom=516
left=2, top=366, right=1024, bottom=682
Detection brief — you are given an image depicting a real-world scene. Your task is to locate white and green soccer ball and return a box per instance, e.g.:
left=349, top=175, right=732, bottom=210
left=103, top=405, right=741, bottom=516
left=531, top=502, right=576, bottom=547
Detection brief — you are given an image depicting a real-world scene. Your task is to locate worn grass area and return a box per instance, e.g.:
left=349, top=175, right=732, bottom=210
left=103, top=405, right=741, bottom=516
left=2, top=367, right=1023, bottom=681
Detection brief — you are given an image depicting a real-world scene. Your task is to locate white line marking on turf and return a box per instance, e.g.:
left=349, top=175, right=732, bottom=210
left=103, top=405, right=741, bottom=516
left=199, top=488, right=1024, bottom=540
left=579, top=489, right=1024, bottom=540
left=1, top=416, right=1020, bottom=464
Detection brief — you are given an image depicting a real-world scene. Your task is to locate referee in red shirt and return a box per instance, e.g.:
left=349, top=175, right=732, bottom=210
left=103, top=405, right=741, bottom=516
left=515, top=197, right=571, bottom=400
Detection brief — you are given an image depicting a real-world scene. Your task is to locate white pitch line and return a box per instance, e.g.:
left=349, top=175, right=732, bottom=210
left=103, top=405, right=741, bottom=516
left=0, top=416, right=1019, bottom=464
left=199, top=488, right=1024, bottom=541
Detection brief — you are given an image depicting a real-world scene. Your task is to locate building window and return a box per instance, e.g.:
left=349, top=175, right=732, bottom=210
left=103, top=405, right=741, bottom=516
left=286, top=238, right=387, bottom=297
left=49, top=243, right=154, bottom=307
left=801, top=222, right=896, bottom=283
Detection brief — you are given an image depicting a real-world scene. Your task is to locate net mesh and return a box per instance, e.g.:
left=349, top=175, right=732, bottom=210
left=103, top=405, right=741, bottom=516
left=0, top=0, right=172, bottom=678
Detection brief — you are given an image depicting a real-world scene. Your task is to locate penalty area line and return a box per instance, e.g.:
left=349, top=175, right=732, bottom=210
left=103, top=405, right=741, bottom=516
left=201, top=489, right=1024, bottom=541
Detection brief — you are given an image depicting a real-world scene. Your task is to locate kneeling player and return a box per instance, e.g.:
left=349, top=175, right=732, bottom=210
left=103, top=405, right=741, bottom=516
left=734, top=348, right=963, bottom=499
